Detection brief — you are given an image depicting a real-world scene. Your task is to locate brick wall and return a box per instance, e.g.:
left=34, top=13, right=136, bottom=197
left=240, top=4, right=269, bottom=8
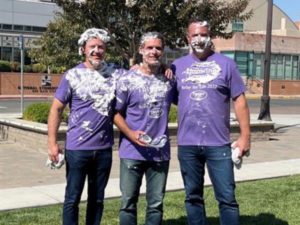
left=0, top=72, right=62, bottom=95
left=270, top=80, right=300, bottom=95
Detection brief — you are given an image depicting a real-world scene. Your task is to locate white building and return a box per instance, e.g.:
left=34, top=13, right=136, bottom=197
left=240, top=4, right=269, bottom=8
left=0, top=0, right=59, bottom=62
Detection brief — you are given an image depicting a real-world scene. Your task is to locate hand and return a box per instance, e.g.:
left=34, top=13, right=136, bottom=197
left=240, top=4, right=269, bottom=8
left=127, top=130, right=148, bottom=147
left=164, top=68, right=173, bottom=79
left=232, top=136, right=251, bottom=157
left=48, top=143, right=62, bottom=163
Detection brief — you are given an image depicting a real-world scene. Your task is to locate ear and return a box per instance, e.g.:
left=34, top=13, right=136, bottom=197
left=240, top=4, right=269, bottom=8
left=186, top=34, right=191, bottom=44
left=139, top=46, right=144, bottom=55
left=80, top=47, right=85, bottom=55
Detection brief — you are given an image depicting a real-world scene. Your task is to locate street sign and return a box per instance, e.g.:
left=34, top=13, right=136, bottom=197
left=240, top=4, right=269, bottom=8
left=18, top=35, right=24, bottom=50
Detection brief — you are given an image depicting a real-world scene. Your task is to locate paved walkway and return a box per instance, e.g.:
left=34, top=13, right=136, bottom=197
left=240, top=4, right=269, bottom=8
left=0, top=115, right=300, bottom=211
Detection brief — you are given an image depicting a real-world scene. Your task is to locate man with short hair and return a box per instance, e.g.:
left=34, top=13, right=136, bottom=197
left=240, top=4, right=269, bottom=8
left=48, top=28, right=123, bottom=225
left=114, top=32, right=176, bottom=225
left=171, top=19, right=251, bottom=225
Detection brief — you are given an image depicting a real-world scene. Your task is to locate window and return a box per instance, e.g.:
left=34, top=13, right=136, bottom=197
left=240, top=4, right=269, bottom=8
left=2, top=47, right=12, bottom=61
left=253, top=53, right=263, bottom=78
left=277, top=55, right=284, bottom=79
left=24, top=26, right=32, bottom=31
left=284, top=55, right=292, bottom=80
left=270, top=54, right=277, bottom=79
left=232, top=20, right=244, bottom=32
left=2, top=24, right=12, bottom=30
left=292, top=56, right=299, bottom=80
left=13, top=25, right=23, bottom=31
left=235, top=51, right=248, bottom=75
left=248, top=52, right=254, bottom=77
left=32, top=26, right=47, bottom=33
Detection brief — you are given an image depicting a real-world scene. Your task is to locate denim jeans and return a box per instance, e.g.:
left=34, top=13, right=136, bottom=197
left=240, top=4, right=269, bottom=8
left=63, top=148, right=112, bottom=225
left=119, top=159, right=169, bottom=225
left=178, top=145, right=239, bottom=225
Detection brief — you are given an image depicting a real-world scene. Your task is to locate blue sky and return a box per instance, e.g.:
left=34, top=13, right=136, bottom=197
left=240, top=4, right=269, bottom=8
left=273, top=0, right=300, bottom=22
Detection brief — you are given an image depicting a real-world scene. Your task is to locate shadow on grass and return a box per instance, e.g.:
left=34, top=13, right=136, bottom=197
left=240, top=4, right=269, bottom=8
left=164, top=213, right=289, bottom=225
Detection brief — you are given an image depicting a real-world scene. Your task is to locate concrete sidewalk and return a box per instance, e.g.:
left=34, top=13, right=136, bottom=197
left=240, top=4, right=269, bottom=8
left=0, top=115, right=300, bottom=211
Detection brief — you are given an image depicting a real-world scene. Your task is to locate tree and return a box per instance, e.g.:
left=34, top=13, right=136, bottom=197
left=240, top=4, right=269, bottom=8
left=30, top=0, right=252, bottom=68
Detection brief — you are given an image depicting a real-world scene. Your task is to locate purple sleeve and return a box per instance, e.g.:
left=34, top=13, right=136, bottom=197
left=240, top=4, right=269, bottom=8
left=229, top=60, right=246, bottom=99
left=54, top=73, right=71, bottom=104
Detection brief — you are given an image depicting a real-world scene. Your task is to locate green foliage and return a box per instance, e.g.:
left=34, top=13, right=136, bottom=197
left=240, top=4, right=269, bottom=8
left=23, top=102, right=52, bottom=124
left=24, top=65, right=33, bottom=73
left=0, top=60, right=11, bottom=72
left=168, top=104, right=177, bottom=122
left=23, top=102, right=68, bottom=124
left=0, top=175, right=299, bottom=224
left=10, top=61, right=21, bottom=72
left=29, top=14, right=82, bottom=70
left=32, top=63, right=47, bottom=73
left=31, top=0, right=252, bottom=67
left=51, top=65, right=66, bottom=74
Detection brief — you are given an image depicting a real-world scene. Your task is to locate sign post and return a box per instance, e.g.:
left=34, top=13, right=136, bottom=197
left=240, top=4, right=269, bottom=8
left=19, top=35, right=24, bottom=116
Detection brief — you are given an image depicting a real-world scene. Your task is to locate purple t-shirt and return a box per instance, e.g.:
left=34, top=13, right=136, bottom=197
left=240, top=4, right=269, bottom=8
left=55, top=63, right=124, bottom=150
left=115, top=70, right=175, bottom=161
left=172, top=53, right=246, bottom=146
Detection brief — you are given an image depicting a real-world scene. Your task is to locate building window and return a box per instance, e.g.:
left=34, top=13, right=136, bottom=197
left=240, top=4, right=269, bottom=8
left=2, top=47, right=12, bottom=61
left=32, top=26, right=47, bottom=33
left=284, top=55, right=292, bottom=80
left=2, top=24, right=12, bottom=30
left=292, top=56, right=299, bottom=80
left=235, top=51, right=248, bottom=75
left=253, top=53, right=263, bottom=79
left=277, top=55, right=284, bottom=79
left=270, top=54, right=277, bottom=79
left=232, top=20, right=244, bottom=32
left=13, top=25, right=24, bottom=31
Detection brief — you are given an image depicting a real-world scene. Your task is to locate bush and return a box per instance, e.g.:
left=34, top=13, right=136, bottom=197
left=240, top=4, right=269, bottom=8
left=51, top=66, right=66, bottom=74
left=23, top=102, right=68, bottom=124
left=168, top=104, right=177, bottom=123
left=0, top=60, right=11, bottom=72
left=32, top=63, right=47, bottom=73
left=10, top=61, right=21, bottom=72
left=24, top=64, right=33, bottom=72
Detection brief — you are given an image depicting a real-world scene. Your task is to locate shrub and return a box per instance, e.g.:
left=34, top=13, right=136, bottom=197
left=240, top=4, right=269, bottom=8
left=10, top=61, right=21, bottom=72
left=23, top=102, right=68, bottom=124
left=51, top=66, right=66, bottom=74
left=168, top=104, right=177, bottom=123
left=24, top=64, right=33, bottom=72
left=0, top=60, right=11, bottom=72
left=32, top=63, right=47, bottom=73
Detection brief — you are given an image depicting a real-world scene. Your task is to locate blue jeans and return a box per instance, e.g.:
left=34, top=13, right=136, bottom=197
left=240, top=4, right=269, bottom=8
left=63, top=148, right=112, bottom=225
left=178, top=145, right=239, bottom=225
left=119, top=159, right=169, bottom=225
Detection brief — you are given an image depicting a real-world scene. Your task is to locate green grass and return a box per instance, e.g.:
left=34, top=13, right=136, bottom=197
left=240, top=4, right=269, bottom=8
left=1, top=175, right=300, bottom=225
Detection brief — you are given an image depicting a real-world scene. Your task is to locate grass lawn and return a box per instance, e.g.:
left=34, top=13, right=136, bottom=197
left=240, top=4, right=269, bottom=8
left=0, top=174, right=299, bottom=225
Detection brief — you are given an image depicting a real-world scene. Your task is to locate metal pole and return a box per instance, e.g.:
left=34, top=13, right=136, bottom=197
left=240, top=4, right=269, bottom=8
left=19, top=35, right=24, bottom=116
left=258, top=0, right=273, bottom=121
left=21, top=48, right=24, bottom=116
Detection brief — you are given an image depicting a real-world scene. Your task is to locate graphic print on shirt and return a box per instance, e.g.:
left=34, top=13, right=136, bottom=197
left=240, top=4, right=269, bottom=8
left=181, top=60, right=221, bottom=133
left=118, top=73, right=172, bottom=119
left=66, top=64, right=119, bottom=142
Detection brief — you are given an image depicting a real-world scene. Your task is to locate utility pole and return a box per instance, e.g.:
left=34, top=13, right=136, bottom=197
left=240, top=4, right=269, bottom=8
left=258, top=0, right=273, bottom=121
